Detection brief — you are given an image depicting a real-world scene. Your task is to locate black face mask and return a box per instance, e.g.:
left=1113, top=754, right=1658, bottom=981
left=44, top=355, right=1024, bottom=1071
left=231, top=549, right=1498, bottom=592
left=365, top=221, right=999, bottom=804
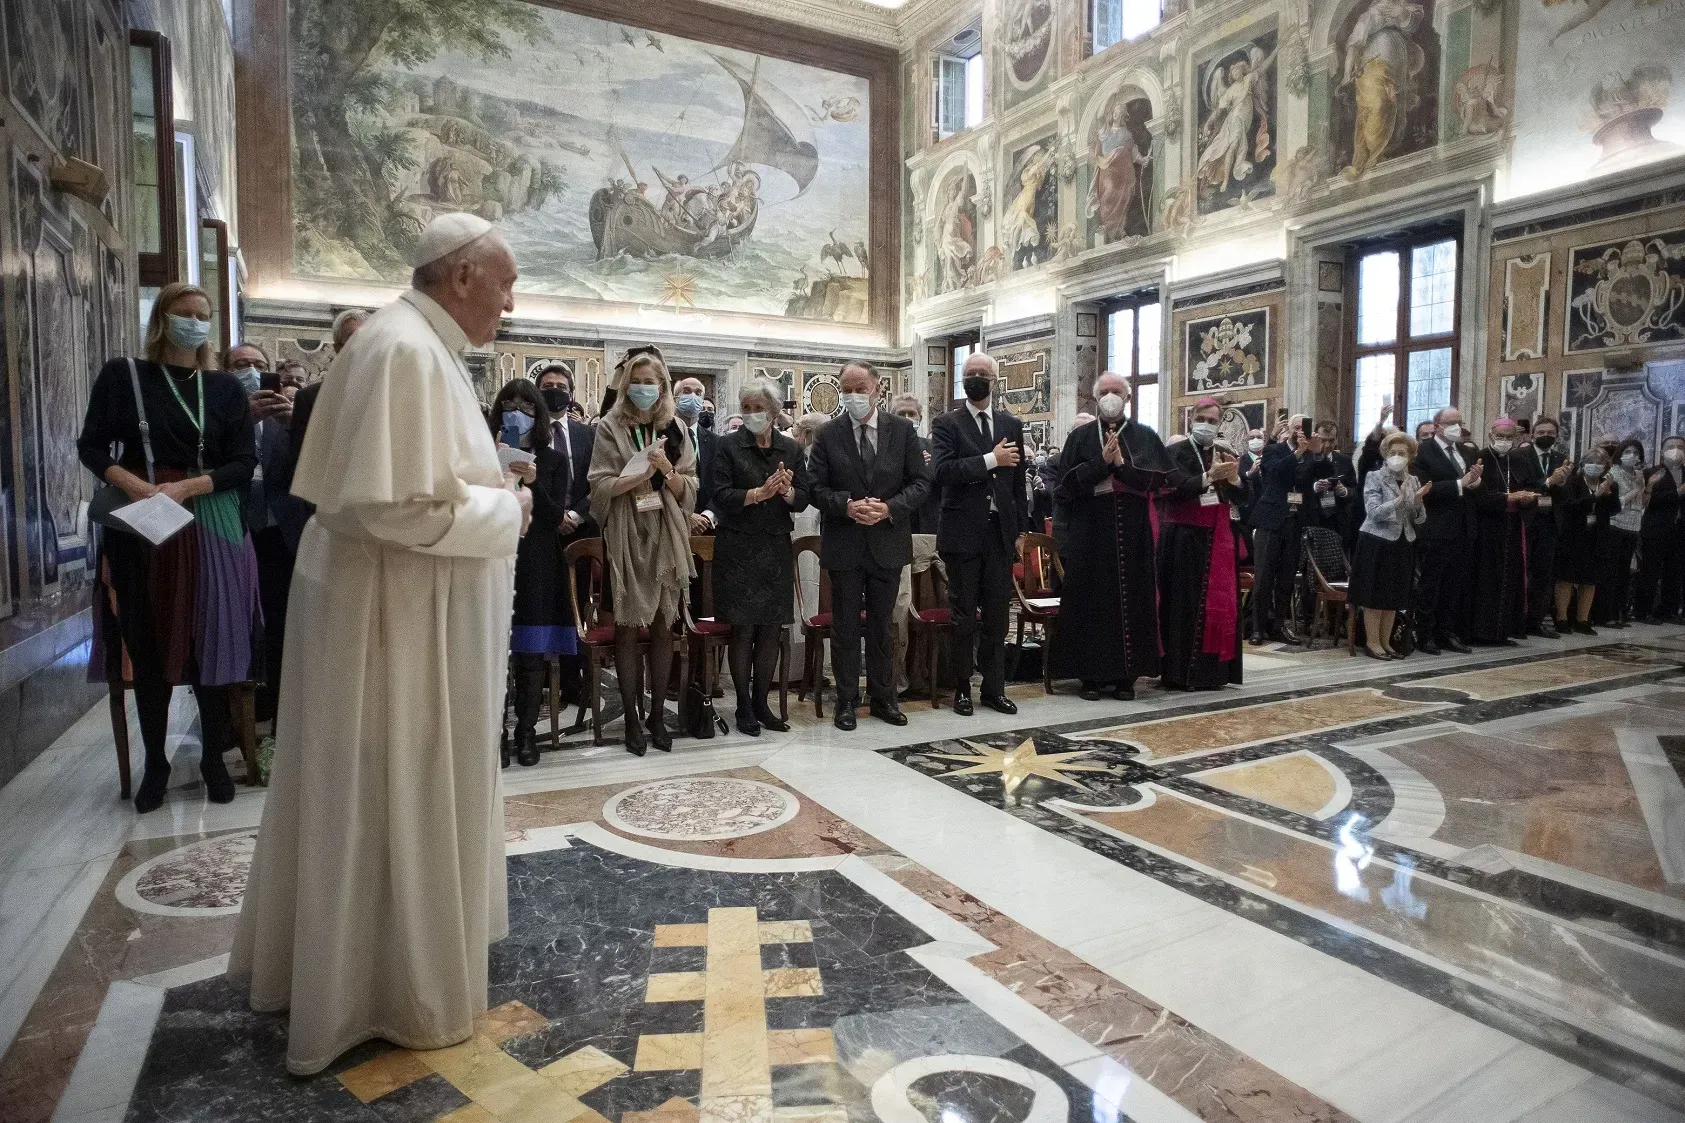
left=963, top=375, right=992, bottom=402
left=698, top=412, right=715, bottom=431
left=1535, top=435, right=1556, bottom=451
left=541, top=387, right=569, bottom=413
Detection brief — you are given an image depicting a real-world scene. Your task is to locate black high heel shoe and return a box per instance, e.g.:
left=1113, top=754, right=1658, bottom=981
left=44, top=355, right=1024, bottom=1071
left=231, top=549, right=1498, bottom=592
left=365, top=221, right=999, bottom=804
left=133, top=762, right=172, bottom=814
left=515, top=726, right=540, bottom=767
left=201, top=753, right=236, bottom=804
left=646, top=708, right=673, bottom=752
left=623, top=713, right=648, bottom=757
left=754, top=705, right=789, bottom=733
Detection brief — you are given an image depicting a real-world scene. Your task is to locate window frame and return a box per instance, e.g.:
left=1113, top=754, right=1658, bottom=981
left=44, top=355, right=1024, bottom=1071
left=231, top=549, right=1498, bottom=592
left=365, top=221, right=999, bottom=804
left=931, top=21, right=984, bottom=142
left=1344, top=230, right=1463, bottom=440
left=1098, top=294, right=1162, bottom=428
left=1086, top=0, right=1160, bottom=57
left=130, top=29, right=179, bottom=288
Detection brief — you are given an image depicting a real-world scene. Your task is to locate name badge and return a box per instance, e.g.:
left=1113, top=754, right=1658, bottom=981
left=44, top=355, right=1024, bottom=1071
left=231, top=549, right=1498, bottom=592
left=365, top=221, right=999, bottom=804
left=1287, top=491, right=1303, bottom=507
left=1320, top=493, right=1337, bottom=511
left=1586, top=513, right=1597, bottom=527
left=252, top=465, right=264, bottom=483
left=635, top=490, right=663, bottom=513
left=1200, top=491, right=1220, bottom=507
left=1538, top=496, right=1552, bottom=510
left=1093, top=480, right=1114, bottom=497
left=1230, top=504, right=1241, bottom=521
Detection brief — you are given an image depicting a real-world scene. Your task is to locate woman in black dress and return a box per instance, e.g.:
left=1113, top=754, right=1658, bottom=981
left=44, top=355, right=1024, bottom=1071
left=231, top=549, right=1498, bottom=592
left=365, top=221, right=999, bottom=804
left=1351, top=432, right=1428, bottom=659
left=489, top=379, right=571, bottom=767
left=1554, top=447, right=1621, bottom=634
left=709, top=379, right=810, bottom=735
left=1637, top=436, right=1685, bottom=622
left=77, top=282, right=261, bottom=811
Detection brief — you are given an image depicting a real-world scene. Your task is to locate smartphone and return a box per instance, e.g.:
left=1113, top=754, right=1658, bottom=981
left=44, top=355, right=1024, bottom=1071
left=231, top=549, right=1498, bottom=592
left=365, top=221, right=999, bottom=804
left=260, top=371, right=281, bottom=393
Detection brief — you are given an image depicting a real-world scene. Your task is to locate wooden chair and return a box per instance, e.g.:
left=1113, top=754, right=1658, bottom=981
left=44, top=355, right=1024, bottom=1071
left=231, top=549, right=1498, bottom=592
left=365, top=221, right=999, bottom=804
left=1301, top=527, right=1353, bottom=652
left=793, top=536, right=831, bottom=718
left=686, top=535, right=733, bottom=702
left=564, top=537, right=649, bottom=745
left=907, top=563, right=956, bottom=710
left=1012, top=533, right=1063, bottom=695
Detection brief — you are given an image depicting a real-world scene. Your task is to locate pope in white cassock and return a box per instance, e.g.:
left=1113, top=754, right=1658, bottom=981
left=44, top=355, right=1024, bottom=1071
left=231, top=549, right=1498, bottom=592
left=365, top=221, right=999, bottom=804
left=229, top=214, right=533, bottom=1075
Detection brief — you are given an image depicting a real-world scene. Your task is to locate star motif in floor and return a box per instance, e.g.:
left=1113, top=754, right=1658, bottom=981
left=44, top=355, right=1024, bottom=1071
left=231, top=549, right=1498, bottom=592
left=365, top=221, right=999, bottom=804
left=929, top=738, right=1115, bottom=798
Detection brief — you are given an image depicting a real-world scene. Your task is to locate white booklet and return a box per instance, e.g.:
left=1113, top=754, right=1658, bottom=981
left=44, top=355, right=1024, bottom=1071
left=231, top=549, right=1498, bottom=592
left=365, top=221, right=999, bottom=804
left=619, top=450, right=650, bottom=478
left=109, top=493, right=194, bottom=546
left=497, top=446, right=536, bottom=471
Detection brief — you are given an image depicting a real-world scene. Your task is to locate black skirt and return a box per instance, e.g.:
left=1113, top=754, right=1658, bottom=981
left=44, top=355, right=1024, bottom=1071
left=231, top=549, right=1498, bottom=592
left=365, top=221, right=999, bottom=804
left=1351, top=531, right=1415, bottom=610
left=712, top=528, right=795, bottom=625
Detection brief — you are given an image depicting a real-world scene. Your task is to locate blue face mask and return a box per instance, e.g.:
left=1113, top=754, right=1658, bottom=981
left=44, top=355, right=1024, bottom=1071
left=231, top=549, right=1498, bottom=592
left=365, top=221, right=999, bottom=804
left=500, top=410, right=535, bottom=446
left=626, top=384, right=661, bottom=411
left=165, top=314, right=211, bottom=352
left=234, top=366, right=262, bottom=395
left=676, top=393, right=704, bottom=420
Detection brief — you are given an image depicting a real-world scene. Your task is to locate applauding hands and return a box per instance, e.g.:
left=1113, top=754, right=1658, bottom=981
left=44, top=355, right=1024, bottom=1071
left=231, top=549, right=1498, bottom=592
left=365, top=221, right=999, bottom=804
left=750, top=462, right=796, bottom=505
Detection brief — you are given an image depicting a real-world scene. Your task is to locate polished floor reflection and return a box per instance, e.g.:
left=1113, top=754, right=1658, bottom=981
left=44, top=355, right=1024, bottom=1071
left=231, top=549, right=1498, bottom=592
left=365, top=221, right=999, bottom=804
left=1, top=625, right=1682, bottom=1123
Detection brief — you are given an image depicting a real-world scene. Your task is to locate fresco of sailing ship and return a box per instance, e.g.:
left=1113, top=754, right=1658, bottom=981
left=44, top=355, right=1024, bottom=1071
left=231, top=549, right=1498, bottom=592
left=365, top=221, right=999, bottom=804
left=590, top=55, right=817, bottom=261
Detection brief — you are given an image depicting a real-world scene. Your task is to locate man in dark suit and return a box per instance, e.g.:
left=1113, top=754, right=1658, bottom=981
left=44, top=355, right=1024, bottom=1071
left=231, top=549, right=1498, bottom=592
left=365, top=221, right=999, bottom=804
left=535, top=362, right=598, bottom=702
left=890, top=393, right=943, bottom=535
left=674, top=375, right=719, bottom=531
left=809, top=360, right=931, bottom=729
left=1248, top=415, right=1317, bottom=645
left=932, top=353, right=1028, bottom=716
left=1414, top=406, right=1484, bottom=653
left=1512, top=415, right=1571, bottom=636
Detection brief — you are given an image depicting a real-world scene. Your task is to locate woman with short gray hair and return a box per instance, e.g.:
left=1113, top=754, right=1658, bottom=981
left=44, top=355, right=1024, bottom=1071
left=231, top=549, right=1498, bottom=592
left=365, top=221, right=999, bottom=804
left=709, top=379, right=810, bottom=734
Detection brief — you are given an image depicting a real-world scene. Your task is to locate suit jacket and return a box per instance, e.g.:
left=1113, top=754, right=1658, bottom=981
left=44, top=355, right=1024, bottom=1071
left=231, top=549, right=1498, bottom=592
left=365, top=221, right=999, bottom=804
left=910, top=434, right=944, bottom=534
left=548, top=416, right=596, bottom=537
left=1415, top=437, right=1480, bottom=541
left=809, top=410, right=931, bottom=571
left=1512, top=444, right=1569, bottom=526
left=1248, top=441, right=1315, bottom=532
left=685, top=421, right=719, bottom=518
left=930, top=404, right=1029, bottom=557
left=1641, top=466, right=1683, bottom=539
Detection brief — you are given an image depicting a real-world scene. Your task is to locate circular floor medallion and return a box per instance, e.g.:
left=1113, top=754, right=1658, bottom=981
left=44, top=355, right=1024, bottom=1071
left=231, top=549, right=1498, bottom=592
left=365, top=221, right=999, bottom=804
left=603, top=778, right=799, bottom=840
left=116, top=830, right=257, bottom=917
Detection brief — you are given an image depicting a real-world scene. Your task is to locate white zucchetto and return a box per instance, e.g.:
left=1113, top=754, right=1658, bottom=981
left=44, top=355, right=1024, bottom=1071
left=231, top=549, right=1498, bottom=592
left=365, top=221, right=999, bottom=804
left=409, top=212, right=494, bottom=268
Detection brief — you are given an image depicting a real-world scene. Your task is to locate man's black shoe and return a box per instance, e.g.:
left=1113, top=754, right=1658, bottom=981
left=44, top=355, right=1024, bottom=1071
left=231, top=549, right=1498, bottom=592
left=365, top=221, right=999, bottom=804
left=1443, top=637, right=1472, bottom=654
left=833, top=705, right=858, bottom=731
left=952, top=692, right=974, bottom=716
left=1113, top=683, right=1136, bottom=701
left=1534, top=619, right=1560, bottom=638
left=1079, top=683, right=1102, bottom=701
left=870, top=701, right=908, bottom=726
left=1418, top=639, right=1442, bottom=655
left=981, top=694, right=1017, bottom=714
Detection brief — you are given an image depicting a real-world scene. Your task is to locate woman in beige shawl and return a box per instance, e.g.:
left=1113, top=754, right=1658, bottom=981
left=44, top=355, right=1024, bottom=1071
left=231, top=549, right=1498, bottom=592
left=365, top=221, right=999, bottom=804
left=588, top=348, right=697, bottom=754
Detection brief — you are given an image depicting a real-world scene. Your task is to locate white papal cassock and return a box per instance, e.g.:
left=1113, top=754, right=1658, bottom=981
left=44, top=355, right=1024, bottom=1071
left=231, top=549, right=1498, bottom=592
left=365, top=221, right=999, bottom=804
left=228, top=289, right=521, bottom=1076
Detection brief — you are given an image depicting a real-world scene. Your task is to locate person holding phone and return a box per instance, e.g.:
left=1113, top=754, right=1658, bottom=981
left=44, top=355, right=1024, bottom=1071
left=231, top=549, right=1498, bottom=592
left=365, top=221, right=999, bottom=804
left=709, top=378, right=810, bottom=734
left=78, top=283, right=261, bottom=813
left=489, top=378, right=571, bottom=767
left=586, top=348, right=698, bottom=754
left=1248, top=413, right=1318, bottom=645
left=932, top=352, right=1030, bottom=715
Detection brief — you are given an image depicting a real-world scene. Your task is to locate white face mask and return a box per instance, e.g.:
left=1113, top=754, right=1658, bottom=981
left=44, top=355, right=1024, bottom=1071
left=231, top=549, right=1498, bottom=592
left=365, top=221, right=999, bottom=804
left=741, top=410, right=770, bottom=434
left=1582, top=463, right=1605, bottom=479
left=1621, top=452, right=1640, bottom=468
left=1664, top=448, right=1684, bottom=467
left=1491, top=439, right=1513, bottom=455
left=1386, top=454, right=1409, bottom=474
left=1191, top=421, right=1218, bottom=446
left=841, top=392, right=873, bottom=421
left=1247, top=437, right=1265, bottom=453
left=1097, top=392, right=1126, bottom=421
left=1441, top=424, right=1463, bottom=443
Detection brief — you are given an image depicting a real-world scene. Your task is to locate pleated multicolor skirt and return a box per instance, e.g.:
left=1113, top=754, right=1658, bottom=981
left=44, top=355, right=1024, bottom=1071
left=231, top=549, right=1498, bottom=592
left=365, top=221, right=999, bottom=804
left=91, top=477, right=264, bottom=687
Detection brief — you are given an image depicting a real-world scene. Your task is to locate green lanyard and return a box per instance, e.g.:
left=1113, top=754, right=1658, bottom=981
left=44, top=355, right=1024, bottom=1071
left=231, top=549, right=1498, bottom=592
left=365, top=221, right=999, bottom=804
left=632, top=424, right=653, bottom=451
left=161, top=367, right=206, bottom=472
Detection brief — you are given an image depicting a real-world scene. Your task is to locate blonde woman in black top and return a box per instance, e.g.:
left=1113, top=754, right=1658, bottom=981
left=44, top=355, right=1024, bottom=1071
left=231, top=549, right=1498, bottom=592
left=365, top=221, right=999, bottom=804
left=77, top=282, right=260, bottom=811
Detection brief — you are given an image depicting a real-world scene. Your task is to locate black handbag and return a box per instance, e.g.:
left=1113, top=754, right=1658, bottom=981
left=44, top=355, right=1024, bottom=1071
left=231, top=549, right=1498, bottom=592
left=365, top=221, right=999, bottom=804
left=680, top=677, right=728, bottom=739
left=90, top=359, right=156, bottom=531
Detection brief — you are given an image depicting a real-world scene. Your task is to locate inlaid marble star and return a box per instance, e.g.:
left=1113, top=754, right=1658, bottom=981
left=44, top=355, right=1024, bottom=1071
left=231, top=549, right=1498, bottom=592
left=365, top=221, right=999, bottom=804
left=929, top=738, right=1114, bottom=797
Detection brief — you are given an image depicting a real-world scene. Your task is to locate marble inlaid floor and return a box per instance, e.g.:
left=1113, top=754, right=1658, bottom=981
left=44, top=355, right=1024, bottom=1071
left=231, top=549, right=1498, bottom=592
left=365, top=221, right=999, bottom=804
left=2, top=626, right=1684, bottom=1123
